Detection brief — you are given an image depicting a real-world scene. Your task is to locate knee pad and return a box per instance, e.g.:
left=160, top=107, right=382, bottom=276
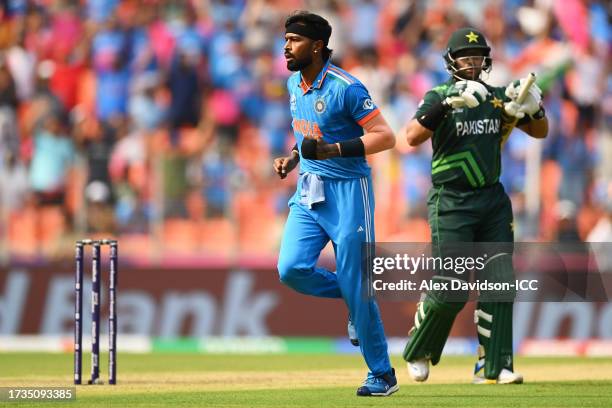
left=478, top=252, right=516, bottom=302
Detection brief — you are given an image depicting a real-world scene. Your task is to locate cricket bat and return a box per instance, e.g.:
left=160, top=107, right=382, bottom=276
left=501, top=72, right=537, bottom=145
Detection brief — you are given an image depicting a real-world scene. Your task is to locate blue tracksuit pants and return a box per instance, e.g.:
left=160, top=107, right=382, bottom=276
left=277, top=175, right=391, bottom=376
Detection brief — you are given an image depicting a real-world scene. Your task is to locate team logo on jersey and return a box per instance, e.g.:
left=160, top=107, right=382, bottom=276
left=490, top=96, right=503, bottom=109
left=290, top=93, right=297, bottom=111
left=363, top=98, right=374, bottom=110
left=314, top=97, right=326, bottom=113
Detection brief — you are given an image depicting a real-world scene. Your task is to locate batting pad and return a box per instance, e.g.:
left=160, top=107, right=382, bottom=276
left=403, top=282, right=466, bottom=365
left=476, top=252, right=515, bottom=379
left=476, top=301, right=513, bottom=379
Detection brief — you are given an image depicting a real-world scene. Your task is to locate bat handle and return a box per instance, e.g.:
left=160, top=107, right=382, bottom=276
left=516, top=72, right=537, bottom=104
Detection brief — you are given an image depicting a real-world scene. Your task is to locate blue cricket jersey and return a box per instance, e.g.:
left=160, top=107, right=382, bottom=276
left=287, top=60, right=380, bottom=179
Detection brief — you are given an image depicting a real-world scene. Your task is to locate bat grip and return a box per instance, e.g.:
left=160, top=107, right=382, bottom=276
left=516, top=72, right=537, bottom=104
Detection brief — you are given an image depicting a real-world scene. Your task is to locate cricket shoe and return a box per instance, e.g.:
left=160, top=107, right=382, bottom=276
left=407, top=358, right=430, bottom=382
left=473, top=367, right=524, bottom=384
left=347, top=316, right=359, bottom=346
left=473, top=348, right=523, bottom=384
left=356, top=368, right=399, bottom=396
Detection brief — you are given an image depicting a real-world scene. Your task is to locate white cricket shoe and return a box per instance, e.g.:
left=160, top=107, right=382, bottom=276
left=497, top=368, right=524, bottom=384
left=473, top=354, right=523, bottom=384
left=407, top=358, right=430, bottom=382
left=473, top=367, right=523, bottom=384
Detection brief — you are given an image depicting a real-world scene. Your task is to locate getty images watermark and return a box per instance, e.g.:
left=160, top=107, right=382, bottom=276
left=371, top=253, right=538, bottom=293
left=362, top=243, right=611, bottom=302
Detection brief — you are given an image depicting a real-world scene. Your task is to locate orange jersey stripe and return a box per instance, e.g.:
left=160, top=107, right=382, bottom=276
left=328, top=67, right=355, bottom=84
left=300, top=78, right=310, bottom=93
left=357, top=108, right=380, bottom=127
left=315, top=71, right=328, bottom=88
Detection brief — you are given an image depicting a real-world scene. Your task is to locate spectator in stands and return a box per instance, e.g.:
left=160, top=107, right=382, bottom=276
left=29, top=113, right=74, bottom=206
left=199, top=138, right=239, bottom=218
left=167, top=46, right=202, bottom=132
left=129, top=72, right=166, bottom=131
left=0, top=0, right=608, bottom=258
left=0, top=57, right=17, bottom=109
left=0, top=59, right=19, bottom=168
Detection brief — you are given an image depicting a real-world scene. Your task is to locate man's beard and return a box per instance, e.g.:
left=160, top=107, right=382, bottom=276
left=454, top=66, right=482, bottom=81
left=461, top=70, right=481, bottom=80
left=287, top=55, right=313, bottom=71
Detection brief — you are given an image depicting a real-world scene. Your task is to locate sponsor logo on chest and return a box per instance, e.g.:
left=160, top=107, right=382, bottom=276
left=455, top=118, right=500, bottom=137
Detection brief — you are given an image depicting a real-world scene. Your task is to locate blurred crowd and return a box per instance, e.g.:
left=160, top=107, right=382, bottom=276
left=0, top=0, right=610, bottom=261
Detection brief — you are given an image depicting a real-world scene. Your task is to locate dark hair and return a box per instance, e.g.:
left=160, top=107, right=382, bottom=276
left=285, top=11, right=333, bottom=61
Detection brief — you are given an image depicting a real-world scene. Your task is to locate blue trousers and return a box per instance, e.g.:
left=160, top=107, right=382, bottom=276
left=277, top=175, right=391, bottom=376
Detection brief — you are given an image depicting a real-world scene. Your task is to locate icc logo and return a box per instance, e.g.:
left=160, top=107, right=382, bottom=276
left=363, top=98, right=374, bottom=110
left=314, top=97, right=326, bottom=114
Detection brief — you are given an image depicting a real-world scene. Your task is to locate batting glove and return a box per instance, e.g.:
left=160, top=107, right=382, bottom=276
left=504, top=78, right=542, bottom=119
left=444, top=80, right=489, bottom=109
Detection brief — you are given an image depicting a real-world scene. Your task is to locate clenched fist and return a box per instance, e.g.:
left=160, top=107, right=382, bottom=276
left=273, top=150, right=299, bottom=179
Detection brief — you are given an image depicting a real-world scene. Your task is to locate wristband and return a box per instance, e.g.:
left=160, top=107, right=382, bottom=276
left=291, top=143, right=300, bottom=160
left=416, top=99, right=452, bottom=131
left=301, top=138, right=318, bottom=159
left=338, top=138, right=365, bottom=157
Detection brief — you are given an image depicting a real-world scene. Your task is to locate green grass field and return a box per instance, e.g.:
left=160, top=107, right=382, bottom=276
left=1, top=353, right=611, bottom=407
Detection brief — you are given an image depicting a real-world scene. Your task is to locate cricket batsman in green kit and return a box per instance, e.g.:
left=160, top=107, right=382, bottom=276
left=401, top=27, right=548, bottom=384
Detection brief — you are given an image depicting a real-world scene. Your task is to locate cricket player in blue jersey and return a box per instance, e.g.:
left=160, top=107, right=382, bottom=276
left=273, top=11, right=398, bottom=397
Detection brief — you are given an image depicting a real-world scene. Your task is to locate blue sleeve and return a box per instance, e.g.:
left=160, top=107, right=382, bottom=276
left=344, top=83, right=380, bottom=126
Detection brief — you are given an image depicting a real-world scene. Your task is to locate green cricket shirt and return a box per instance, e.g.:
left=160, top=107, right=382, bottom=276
left=415, top=79, right=511, bottom=190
